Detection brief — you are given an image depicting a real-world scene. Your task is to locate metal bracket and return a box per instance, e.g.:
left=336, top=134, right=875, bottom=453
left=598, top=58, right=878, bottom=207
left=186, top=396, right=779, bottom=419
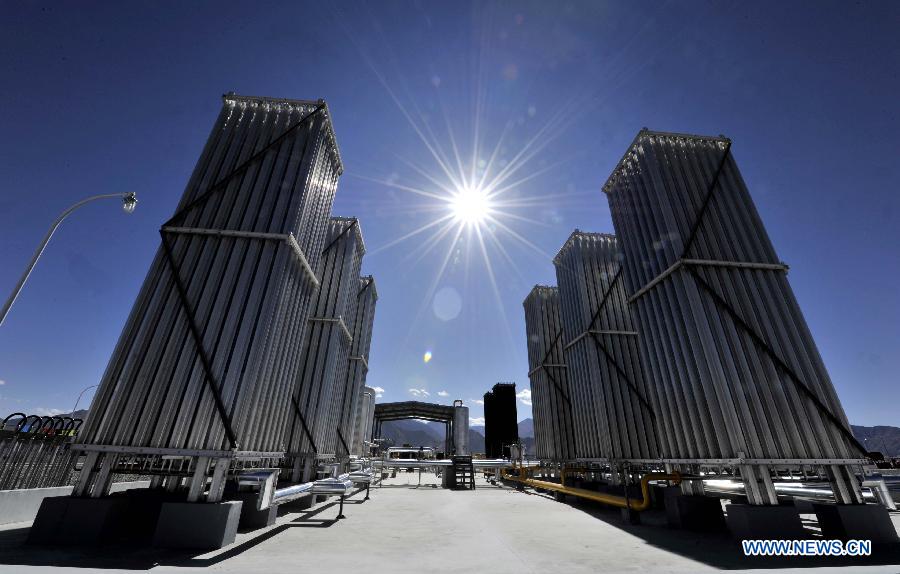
left=564, top=329, right=638, bottom=350
left=308, top=316, right=353, bottom=343
left=161, top=226, right=319, bottom=288
left=349, top=355, right=369, bottom=371
left=627, top=259, right=788, bottom=304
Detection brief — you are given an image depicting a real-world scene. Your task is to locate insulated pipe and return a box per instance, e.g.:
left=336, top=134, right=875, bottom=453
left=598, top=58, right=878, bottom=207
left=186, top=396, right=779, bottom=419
left=272, top=481, right=314, bottom=504
left=372, top=458, right=532, bottom=469
left=503, top=467, right=681, bottom=512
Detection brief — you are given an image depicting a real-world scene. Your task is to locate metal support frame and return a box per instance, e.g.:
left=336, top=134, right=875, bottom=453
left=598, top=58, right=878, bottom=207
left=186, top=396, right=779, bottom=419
left=161, top=226, right=319, bottom=288
left=186, top=456, right=211, bottom=502
left=627, top=259, right=789, bottom=304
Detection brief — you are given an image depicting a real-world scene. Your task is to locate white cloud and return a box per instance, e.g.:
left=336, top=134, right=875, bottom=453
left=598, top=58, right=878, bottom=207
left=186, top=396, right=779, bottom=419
left=473, top=399, right=484, bottom=405
left=408, top=388, right=430, bottom=398
left=437, top=390, right=449, bottom=397
left=372, top=386, right=385, bottom=398
left=469, top=417, right=485, bottom=426
left=0, top=379, right=6, bottom=385
left=516, top=389, right=532, bottom=407
left=33, top=407, right=66, bottom=416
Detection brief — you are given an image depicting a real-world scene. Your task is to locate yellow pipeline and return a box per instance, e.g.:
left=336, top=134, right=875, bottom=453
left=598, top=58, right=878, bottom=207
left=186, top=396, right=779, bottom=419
left=503, top=467, right=681, bottom=512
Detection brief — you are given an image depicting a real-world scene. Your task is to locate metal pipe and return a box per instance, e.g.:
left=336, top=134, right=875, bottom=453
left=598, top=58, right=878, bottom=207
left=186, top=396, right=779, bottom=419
left=704, top=477, right=889, bottom=507
left=272, top=481, right=314, bottom=503
left=503, top=467, right=681, bottom=512
left=372, top=458, right=533, bottom=469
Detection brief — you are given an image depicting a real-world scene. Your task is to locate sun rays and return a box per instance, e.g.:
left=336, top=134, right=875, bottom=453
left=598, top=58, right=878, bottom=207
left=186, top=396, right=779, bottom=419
left=332, top=1, right=602, bottom=360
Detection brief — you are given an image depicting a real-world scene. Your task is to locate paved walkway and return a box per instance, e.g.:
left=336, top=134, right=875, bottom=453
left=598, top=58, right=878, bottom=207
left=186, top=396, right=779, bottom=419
left=0, top=471, right=898, bottom=573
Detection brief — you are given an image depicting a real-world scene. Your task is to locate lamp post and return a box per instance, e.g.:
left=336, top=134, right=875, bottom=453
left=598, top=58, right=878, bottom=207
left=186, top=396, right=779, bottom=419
left=0, top=192, right=137, bottom=327
left=70, top=384, right=98, bottom=416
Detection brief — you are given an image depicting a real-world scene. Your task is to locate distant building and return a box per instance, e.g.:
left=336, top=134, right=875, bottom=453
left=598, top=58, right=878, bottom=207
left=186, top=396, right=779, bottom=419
left=483, top=382, right=518, bottom=458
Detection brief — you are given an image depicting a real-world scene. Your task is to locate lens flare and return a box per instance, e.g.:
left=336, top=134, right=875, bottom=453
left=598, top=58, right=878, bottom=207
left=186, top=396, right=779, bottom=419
left=423, top=350, right=433, bottom=363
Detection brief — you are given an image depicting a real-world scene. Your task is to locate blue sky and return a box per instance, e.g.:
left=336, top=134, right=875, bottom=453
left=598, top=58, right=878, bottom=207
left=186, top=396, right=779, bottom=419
left=0, top=1, right=897, bottom=427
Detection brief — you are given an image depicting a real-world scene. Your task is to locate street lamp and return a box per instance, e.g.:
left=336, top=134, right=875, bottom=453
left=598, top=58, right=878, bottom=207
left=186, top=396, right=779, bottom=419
left=70, top=384, right=98, bottom=416
left=0, top=192, right=138, bottom=327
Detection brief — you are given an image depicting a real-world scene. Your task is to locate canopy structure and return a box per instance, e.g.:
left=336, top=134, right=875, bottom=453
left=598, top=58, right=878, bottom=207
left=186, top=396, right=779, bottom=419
left=373, top=401, right=469, bottom=455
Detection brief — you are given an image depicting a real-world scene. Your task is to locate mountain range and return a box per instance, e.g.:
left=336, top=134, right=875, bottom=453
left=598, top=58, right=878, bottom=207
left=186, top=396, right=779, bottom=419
left=852, top=425, right=900, bottom=458
left=379, top=420, right=900, bottom=458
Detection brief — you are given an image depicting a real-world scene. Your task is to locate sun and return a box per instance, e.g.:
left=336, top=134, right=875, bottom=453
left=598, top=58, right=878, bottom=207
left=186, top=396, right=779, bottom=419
left=450, top=185, right=492, bottom=225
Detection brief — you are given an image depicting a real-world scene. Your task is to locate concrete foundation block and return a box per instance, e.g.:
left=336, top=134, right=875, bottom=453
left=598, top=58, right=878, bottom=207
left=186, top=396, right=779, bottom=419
left=812, top=503, right=899, bottom=544
left=664, top=489, right=726, bottom=532
left=620, top=507, right=641, bottom=525
left=152, top=500, right=242, bottom=550
left=725, top=503, right=806, bottom=540
left=111, top=491, right=169, bottom=544
left=648, top=484, right=668, bottom=510
left=233, top=493, right=278, bottom=530
left=28, top=496, right=130, bottom=545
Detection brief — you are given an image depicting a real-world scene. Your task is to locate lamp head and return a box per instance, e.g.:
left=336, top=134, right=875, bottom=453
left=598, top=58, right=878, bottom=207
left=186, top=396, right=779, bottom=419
left=122, top=192, right=138, bottom=214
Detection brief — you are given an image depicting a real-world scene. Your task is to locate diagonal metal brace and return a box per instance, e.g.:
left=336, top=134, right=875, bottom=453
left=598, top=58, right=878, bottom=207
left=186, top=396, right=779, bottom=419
left=165, top=104, right=324, bottom=229
left=680, top=141, right=732, bottom=260
left=159, top=231, right=239, bottom=449
left=290, top=394, right=318, bottom=454
left=337, top=427, right=351, bottom=456
left=543, top=368, right=572, bottom=405
left=587, top=331, right=657, bottom=422
left=685, top=266, right=866, bottom=455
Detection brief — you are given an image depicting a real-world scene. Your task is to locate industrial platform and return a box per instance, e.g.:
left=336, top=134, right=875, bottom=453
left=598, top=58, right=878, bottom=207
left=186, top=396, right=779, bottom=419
left=0, top=472, right=898, bottom=573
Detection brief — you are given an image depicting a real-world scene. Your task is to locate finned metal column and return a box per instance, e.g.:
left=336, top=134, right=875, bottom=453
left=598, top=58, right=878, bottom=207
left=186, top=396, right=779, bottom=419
left=553, top=232, right=658, bottom=462
left=523, top=286, right=576, bottom=462
left=285, top=218, right=365, bottom=467
left=339, top=277, right=378, bottom=456
left=603, top=129, right=864, bottom=504
left=73, top=94, right=343, bottom=500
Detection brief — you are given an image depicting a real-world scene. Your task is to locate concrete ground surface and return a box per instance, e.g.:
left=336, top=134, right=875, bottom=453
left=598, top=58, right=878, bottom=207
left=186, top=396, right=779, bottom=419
left=0, top=471, right=898, bottom=574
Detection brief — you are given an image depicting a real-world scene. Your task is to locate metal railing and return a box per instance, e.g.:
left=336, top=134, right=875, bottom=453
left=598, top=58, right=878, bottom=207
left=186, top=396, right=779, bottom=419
left=0, top=412, right=83, bottom=490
